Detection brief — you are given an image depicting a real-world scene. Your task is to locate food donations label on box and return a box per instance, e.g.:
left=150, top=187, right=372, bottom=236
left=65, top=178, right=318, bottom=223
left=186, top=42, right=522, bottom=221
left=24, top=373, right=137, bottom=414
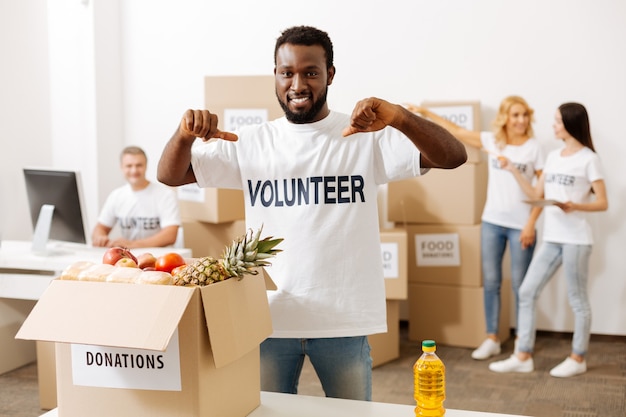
left=176, top=108, right=269, bottom=203
left=178, top=183, right=204, bottom=202
left=415, top=233, right=461, bottom=267
left=428, top=105, right=475, bottom=130
left=71, top=329, right=182, bottom=391
left=223, top=108, right=269, bottom=131
left=381, top=242, right=399, bottom=279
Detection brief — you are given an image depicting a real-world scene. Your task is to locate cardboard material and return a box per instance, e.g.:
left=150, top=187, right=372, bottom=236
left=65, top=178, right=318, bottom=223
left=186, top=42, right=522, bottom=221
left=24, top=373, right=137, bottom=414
left=178, top=75, right=285, bottom=224
left=204, top=75, right=284, bottom=129
left=182, top=219, right=246, bottom=258
left=178, top=186, right=245, bottom=224
left=388, top=161, right=487, bottom=225
left=408, top=280, right=511, bottom=348
left=16, top=271, right=274, bottom=417
left=380, top=228, right=408, bottom=300
left=36, top=341, right=57, bottom=410
left=0, top=298, right=36, bottom=375
left=403, top=223, right=482, bottom=287
left=368, top=300, right=400, bottom=368
left=420, top=100, right=484, bottom=164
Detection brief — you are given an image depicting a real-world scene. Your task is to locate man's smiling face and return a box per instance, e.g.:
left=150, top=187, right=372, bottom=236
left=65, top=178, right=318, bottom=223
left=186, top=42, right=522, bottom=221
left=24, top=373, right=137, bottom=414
left=274, top=43, right=334, bottom=124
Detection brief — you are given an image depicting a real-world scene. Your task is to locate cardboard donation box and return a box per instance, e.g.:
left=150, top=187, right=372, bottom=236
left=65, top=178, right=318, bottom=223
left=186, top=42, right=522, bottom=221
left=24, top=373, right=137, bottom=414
left=177, top=75, right=285, bottom=225
left=178, top=186, right=245, bottom=224
left=408, top=279, right=511, bottom=347
left=182, top=219, right=246, bottom=258
left=420, top=101, right=484, bottom=164
left=404, top=223, right=482, bottom=287
left=380, top=228, right=408, bottom=300
left=0, top=298, right=36, bottom=375
left=368, top=300, right=400, bottom=367
left=388, top=161, right=487, bottom=225
left=16, top=272, right=275, bottom=417
left=36, top=341, right=57, bottom=410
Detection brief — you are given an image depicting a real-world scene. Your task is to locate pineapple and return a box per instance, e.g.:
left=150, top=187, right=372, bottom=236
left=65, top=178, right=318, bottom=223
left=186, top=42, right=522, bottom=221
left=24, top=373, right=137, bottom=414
left=173, top=225, right=283, bottom=286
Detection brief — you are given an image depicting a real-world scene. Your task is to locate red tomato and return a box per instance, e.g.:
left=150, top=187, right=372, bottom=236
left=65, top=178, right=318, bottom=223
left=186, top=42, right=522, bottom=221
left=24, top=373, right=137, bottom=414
left=154, top=252, right=185, bottom=273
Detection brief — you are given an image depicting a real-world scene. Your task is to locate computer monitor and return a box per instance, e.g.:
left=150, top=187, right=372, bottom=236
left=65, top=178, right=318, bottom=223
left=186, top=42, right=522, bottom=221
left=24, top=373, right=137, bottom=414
left=23, top=168, right=90, bottom=254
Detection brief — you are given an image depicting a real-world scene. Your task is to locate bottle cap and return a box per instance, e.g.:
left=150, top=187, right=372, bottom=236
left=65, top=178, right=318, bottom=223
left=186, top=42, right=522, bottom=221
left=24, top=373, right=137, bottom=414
left=422, top=339, right=436, bottom=351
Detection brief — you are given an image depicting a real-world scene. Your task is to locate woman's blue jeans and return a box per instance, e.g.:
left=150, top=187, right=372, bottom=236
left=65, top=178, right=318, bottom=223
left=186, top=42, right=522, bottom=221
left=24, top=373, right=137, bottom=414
left=260, top=336, right=372, bottom=400
left=517, top=242, right=592, bottom=356
left=481, top=221, right=536, bottom=335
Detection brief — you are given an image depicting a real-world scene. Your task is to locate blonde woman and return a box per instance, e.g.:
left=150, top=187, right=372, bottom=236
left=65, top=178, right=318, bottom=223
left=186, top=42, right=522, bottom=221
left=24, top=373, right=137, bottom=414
left=408, top=97, right=544, bottom=360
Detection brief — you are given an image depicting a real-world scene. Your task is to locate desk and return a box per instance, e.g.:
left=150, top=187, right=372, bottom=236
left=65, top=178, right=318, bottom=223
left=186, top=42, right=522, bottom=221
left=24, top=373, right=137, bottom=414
left=0, top=240, right=192, bottom=374
left=39, top=391, right=525, bottom=417
left=0, top=240, right=192, bottom=299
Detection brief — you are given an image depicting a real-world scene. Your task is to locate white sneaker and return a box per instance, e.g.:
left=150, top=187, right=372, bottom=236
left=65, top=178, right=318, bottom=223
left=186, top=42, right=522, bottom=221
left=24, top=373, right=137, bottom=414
left=471, top=338, right=501, bottom=360
left=549, top=357, right=587, bottom=378
left=489, top=355, right=534, bottom=373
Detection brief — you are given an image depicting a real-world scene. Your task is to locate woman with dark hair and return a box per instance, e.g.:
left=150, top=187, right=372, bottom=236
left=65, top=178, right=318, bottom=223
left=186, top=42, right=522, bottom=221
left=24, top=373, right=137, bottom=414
left=408, top=97, right=545, bottom=360
left=490, top=102, right=608, bottom=377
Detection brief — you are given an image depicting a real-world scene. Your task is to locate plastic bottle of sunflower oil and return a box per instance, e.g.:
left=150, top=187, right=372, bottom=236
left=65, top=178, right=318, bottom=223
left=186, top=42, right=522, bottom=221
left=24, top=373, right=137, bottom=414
left=414, top=339, right=446, bottom=417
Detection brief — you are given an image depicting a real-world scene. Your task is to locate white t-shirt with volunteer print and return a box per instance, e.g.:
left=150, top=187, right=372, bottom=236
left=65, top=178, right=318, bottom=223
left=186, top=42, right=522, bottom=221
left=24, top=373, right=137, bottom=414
left=191, top=111, right=423, bottom=338
left=97, top=182, right=181, bottom=242
left=542, top=146, right=604, bottom=245
left=480, top=132, right=545, bottom=229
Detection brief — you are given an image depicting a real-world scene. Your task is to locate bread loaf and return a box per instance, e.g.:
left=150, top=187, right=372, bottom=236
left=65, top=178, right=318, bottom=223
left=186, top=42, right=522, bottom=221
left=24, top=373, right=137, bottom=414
left=77, top=263, right=116, bottom=282
left=59, top=261, right=175, bottom=285
left=136, top=270, right=174, bottom=285
left=59, top=261, right=96, bottom=280
left=106, top=266, right=143, bottom=284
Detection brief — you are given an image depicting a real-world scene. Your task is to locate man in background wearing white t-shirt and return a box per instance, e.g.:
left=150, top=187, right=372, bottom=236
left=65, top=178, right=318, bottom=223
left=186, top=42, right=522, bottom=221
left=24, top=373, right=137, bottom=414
left=157, top=26, right=467, bottom=401
left=92, top=146, right=181, bottom=248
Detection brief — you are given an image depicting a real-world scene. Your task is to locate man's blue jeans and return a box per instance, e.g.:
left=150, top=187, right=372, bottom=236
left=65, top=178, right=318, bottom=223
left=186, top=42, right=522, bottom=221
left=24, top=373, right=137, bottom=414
left=260, top=336, right=372, bottom=400
left=481, top=221, right=535, bottom=335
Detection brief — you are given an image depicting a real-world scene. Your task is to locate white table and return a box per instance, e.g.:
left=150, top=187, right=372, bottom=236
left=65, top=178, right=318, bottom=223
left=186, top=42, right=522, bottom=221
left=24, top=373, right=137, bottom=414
left=0, top=240, right=192, bottom=375
left=39, top=391, right=525, bottom=417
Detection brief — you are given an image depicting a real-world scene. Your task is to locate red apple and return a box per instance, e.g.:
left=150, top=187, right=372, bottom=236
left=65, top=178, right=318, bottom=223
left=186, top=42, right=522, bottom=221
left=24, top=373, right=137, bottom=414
left=137, top=252, right=157, bottom=270
left=115, top=257, right=138, bottom=268
left=102, top=247, right=137, bottom=265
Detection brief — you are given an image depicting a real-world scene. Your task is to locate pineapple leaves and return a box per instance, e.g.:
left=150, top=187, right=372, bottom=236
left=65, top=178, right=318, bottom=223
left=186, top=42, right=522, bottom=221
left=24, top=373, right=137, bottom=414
left=173, top=224, right=283, bottom=286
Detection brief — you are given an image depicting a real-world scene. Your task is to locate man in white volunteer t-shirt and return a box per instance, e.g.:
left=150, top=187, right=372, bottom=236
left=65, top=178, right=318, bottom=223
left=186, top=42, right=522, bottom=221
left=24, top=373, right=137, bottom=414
left=157, top=26, right=467, bottom=401
left=92, top=146, right=180, bottom=249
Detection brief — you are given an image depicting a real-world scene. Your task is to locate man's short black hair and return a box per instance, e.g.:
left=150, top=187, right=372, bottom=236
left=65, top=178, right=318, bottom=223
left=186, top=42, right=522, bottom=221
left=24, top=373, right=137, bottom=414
left=274, top=26, right=334, bottom=69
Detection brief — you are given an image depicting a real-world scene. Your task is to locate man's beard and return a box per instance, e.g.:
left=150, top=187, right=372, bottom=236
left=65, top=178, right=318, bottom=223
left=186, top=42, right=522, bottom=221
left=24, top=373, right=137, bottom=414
left=276, top=88, right=328, bottom=124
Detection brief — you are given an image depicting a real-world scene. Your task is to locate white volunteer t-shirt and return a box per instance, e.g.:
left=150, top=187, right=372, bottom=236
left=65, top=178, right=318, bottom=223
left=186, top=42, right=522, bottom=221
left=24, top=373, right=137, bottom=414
left=542, top=146, right=604, bottom=245
left=191, top=111, right=422, bottom=338
left=480, top=132, right=545, bottom=229
left=97, top=182, right=181, bottom=241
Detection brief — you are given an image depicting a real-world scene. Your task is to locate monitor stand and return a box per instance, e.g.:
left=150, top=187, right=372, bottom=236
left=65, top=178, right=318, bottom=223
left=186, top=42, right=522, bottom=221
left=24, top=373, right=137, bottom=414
left=31, top=204, right=70, bottom=256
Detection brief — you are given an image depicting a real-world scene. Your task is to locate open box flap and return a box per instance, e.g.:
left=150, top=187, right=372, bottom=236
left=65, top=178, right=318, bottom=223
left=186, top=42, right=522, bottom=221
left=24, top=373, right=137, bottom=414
left=16, top=280, right=195, bottom=351
left=201, top=268, right=274, bottom=368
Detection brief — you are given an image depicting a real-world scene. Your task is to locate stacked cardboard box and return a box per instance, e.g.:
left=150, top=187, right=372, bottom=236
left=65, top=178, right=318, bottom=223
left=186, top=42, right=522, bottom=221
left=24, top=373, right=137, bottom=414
left=177, top=75, right=284, bottom=225
left=0, top=299, right=37, bottom=375
left=388, top=101, right=511, bottom=348
left=182, top=219, right=246, bottom=258
left=368, top=228, right=408, bottom=367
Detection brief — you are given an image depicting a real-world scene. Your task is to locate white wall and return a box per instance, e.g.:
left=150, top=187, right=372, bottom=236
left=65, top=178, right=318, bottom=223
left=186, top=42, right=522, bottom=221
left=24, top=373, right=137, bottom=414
left=0, top=0, right=51, bottom=241
left=2, top=0, right=625, bottom=335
